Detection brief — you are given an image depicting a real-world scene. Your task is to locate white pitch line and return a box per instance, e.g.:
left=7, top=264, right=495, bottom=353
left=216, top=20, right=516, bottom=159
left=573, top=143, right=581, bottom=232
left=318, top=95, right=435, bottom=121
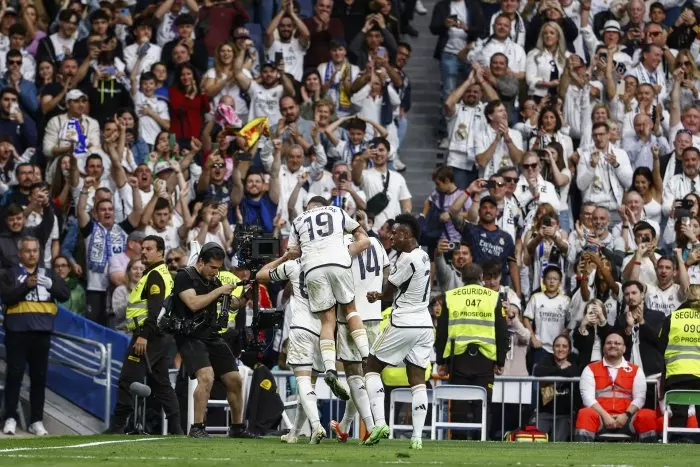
left=0, top=437, right=166, bottom=453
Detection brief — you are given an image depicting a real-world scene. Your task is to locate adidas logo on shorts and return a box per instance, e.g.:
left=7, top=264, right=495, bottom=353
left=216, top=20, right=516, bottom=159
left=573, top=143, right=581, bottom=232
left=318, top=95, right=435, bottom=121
left=414, top=404, right=427, bottom=411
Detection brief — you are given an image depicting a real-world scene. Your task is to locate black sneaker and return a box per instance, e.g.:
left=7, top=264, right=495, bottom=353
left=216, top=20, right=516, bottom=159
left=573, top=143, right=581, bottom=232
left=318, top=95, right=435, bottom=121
left=228, top=425, right=261, bottom=438
left=324, top=371, right=350, bottom=400
left=188, top=424, right=211, bottom=438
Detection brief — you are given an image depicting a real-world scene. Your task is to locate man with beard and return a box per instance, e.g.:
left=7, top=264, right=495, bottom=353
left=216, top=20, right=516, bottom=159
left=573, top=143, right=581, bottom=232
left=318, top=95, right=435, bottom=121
left=142, top=195, right=185, bottom=252
left=107, top=235, right=183, bottom=435
left=663, top=147, right=700, bottom=215
left=264, top=4, right=310, bottom=83
left=166, top=247, right=189, bottom=278
left=630, top=250, right=689, bottom=318
left=231, top=150, right=281, bottom=234
left=1, top=162, right=34, bottom=207
left=660, top=130, right=693, bottom=186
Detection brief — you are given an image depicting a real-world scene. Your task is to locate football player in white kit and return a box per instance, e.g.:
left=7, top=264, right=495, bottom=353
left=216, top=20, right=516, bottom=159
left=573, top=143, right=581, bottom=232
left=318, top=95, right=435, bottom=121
left=287, top=196, right=371, bottom=400
left=363, top=214, right=434, bottom=450
left=331, top=234, right=391, bottom=442
left=256, top=253, right=327, bottom=444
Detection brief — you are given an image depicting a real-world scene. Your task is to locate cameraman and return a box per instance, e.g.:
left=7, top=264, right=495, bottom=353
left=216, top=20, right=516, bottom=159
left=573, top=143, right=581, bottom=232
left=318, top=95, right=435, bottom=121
left=171, top=242, right=255, bottom=438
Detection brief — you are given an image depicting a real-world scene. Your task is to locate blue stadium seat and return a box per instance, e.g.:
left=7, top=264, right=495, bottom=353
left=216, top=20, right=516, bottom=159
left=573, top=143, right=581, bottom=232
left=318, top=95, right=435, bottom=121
left=245, top=22, right=264, bottom=60
left=298, top=0, right=313, bottom=19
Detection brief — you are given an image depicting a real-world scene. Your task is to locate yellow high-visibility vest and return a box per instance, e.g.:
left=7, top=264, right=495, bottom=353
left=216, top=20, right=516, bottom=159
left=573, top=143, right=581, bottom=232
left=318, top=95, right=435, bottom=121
left=379, top=307, right=432, bottom=386
left=125, top=263, right=173, bottom=331
left=442, top=284, right=498, bottom=361
left=665, top=307, right=700, bottom=379
left=217, top=271, right=244, bottom=333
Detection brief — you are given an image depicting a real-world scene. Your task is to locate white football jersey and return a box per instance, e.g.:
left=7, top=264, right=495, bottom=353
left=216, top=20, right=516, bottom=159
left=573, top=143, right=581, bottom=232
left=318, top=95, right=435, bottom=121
left=341, top=236, right=390, bottom=324
left=288, top=205, right=360, bottom=273
left=269, top=259, right=321, bottom=335
left=388, top=248, right=433, bottom=328
left=645, top=283, right=684, bottom=317
left=524, top=292, right=571, bottom=353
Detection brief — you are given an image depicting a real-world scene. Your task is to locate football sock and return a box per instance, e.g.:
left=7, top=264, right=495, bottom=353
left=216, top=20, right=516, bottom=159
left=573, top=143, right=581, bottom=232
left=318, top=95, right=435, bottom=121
left=350, top=329, right=370, bottom=359
left=339, top=398, right=357, bottom=434
left=291, top=392, right=308, bottom=435
left=296, top=376, right=320, bottom=430
left=320, top=340, right=337, bottom=373
left=348, top=374, right=375, bottom=432
left=411, top=384, right=428, bottom=440
left=364, top=372, right=386, bottom=426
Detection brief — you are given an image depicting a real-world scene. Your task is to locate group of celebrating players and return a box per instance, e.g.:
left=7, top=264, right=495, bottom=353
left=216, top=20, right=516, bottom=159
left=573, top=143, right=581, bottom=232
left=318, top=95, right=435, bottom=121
left=256, top=196, right=432, bottom=449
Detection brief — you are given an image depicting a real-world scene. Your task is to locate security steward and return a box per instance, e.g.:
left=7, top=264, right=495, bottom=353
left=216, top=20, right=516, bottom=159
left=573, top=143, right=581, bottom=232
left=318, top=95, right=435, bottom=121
left=108, top=235, right=183, bottom=434
left=435, top=263, right=507, bottom=440
left=658, top=284, right=700, bottom=439
left=171, top=242, right=255, bottom=438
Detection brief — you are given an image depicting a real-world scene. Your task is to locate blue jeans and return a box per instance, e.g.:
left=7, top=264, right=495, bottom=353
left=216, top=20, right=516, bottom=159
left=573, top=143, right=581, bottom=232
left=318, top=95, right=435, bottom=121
left=451, top=167, right=478, bottom=190
left=396, top=115, right=408, bottom=149
left=440, top=53, right=470, bottom=103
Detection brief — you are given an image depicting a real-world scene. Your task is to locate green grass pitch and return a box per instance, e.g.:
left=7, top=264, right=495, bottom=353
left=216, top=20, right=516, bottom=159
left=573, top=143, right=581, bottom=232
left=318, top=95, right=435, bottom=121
left=0, top=435, right=698, bottom=466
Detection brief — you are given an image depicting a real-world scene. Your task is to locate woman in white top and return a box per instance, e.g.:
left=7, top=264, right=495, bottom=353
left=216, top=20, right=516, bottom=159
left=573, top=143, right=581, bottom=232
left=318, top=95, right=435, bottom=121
left=525, top=21, right=569, bottom=99
left=632, top=165, right=663, bottom=225
left=201, top=42, right=250, bottom=122
left=670, top=51, right=700, bottom=110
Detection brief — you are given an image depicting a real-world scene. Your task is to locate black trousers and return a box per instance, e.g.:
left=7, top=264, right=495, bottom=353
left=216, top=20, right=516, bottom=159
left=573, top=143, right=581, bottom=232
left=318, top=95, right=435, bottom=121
left=4, top=331, right=51, bottom=423
left=666, top=379, right=700, bottom=431
left=449, top=353, right=495, bottom=440
left=85, top=291, right=108, bottom=326
left=112, top=333, right=180, bottom=430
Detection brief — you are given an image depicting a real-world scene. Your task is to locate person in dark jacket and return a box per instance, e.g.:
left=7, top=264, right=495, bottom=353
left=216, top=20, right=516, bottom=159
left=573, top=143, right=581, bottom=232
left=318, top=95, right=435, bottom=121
left=532, top=334, right=579, bottom=441
left=0, top=199, right=55, bottom=270
left=524, top=1, right=579, bottom=52
left=618, top=280, right=665, bottom=407
left=573, top=299, right=613, bottom=364
left=0, top=236, right=70, bottom=436
left=0, top=87, right=37, bottom=155
left=161, top=14, right=208, bottom=76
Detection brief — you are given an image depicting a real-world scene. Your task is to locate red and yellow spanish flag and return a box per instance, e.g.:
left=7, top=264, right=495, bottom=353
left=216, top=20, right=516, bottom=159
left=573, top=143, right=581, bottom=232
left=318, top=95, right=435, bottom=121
left=237, top=116, right=270, bottom=149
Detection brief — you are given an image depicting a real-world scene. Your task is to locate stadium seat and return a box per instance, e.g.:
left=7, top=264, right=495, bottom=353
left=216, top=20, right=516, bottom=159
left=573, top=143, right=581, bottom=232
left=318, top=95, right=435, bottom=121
left=662, top=390, right=700, bottom=443
left=431, top=385, right=487, bottom=441
left=297, top=0, right=313, bottom=19
left=389, top=388, right=432, bottom=439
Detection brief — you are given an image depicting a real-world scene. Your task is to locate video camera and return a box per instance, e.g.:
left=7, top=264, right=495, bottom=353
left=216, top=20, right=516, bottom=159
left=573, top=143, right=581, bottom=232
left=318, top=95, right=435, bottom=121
left=233, top=225, right=280, bottom=271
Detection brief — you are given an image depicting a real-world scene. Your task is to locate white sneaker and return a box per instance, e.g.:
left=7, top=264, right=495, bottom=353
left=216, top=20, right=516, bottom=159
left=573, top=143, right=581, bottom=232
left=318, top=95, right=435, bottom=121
left=393, top=157, right=407, bottom=172
left=310, top=424, right=327, bottom=444
left=281, top=432, right=299, bottom=443
left=415, top=0, right=427, bottom=15
left=28, top=421, right=48, bottom=436
left=3, top=418, right=16, bottom=435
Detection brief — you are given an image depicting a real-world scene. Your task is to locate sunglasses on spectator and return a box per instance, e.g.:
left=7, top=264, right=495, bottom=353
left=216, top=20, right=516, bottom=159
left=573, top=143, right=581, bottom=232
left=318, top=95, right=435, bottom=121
left=212, top=163, right=225, bottom=169
left=503, top=176, right=518, bottom=183
left=8, top=59, right=22, bottom=65
left=680, top=61, right=692, bottom=67
left=522, top=163, right=538, bottom=170
left=648, top=31, right=662, bottom=36
left=493, top=181, right=505, bottom=188
left=166, top=257, right=182, bottom=264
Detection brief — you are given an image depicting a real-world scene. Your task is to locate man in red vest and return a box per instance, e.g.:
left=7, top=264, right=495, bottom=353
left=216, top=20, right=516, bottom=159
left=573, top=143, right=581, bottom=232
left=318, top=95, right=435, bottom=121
left=574, top=330, right=657, bottom=442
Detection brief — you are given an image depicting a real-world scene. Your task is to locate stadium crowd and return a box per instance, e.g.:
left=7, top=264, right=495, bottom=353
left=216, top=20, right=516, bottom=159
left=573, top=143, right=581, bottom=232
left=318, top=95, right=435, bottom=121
left=2, top=0, right=700, bottom=442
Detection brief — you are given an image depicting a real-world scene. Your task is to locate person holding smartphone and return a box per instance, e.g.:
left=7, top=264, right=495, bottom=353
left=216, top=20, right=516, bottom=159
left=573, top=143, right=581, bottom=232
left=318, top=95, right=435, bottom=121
left=574, top=299, right=611, bottom=363
left=264, top=1, right=310, bottom=82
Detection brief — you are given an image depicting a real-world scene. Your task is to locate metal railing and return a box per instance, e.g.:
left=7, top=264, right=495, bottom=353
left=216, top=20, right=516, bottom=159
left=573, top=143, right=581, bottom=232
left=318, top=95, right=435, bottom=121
left=0, top=326, right=113, bottom=429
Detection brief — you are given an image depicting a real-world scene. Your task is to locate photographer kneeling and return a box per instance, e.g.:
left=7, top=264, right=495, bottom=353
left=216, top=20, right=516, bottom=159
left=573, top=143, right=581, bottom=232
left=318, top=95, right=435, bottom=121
left=170, top=242, right=256, bottom=438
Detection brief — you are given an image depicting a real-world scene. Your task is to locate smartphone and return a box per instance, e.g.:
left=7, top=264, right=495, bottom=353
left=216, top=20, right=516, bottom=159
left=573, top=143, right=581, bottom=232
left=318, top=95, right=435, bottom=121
left=338, top=172, right=348, bottom=181
left=584, top=243, right=599, bottom=254
left=599, top=51, right=608, bottom=63
left=9, top=102, right=19, bottom=115
left=274, top=51, right=283, bottom=66
left=541, top=215, right=553, bottom=227
left=168, top=134, right=176, bottom=151
left=682, top=199, right=694, bottom=210
left=103, top=66, right=117, bottom=76
left=120, top=8, right=130, bottom=16
left=641, top=234, right=652, bottom=243
left=376, top=46, right=387, bottom=59
left=449, top=14, right=459, bottom=22
left=676, top=208, right=691, bottom=221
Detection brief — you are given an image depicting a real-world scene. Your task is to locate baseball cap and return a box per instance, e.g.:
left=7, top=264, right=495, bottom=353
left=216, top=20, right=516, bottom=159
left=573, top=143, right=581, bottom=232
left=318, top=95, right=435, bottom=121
left=4, top=7, right=17, bottom=16
left=261, top=61, right=277, bottom=70
left=480, top=195, right=498, bottom=207
left=66, top=89, right=87, bottom=101
left=154, top=161, right=175, bottom=175
left=603, top=20, right=622, bottom=34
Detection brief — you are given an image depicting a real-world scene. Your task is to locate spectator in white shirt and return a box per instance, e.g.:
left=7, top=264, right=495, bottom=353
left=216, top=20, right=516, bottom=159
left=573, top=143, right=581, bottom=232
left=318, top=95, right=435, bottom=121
left=154, top=0, right=198, bottom=48
left=123, top=17, right=162, bottom=78
left=621, top=113, right=670, bottom=171
left=626, top=44, right=667, bottom=102
left=663, top=147, right=700, bottom=216
left=475, top=99, right=524, bottom=178
left=577, top=121, right=633, bottom=218
left=488, top=0, right=526, bottom=48
left=317, top=41, right=360, bottom=117
left=264, top=5, right=310, bottom=82
left=132, top=72, right=170, bottom=147
left=514, top=152, right=561, bottom=222
left=351, top=137, right=411, bottom=227
left=525, top=21, right=568, bottom=99
left=468, top=14, right=526, bottom=79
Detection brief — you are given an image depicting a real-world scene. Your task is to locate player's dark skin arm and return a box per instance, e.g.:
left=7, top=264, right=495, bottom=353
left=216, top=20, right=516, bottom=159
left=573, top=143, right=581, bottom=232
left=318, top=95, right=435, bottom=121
left=367, top=281, right=396, bottom=304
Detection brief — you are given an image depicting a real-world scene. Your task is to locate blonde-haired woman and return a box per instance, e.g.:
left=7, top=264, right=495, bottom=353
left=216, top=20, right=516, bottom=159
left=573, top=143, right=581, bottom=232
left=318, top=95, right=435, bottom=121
left=111, top=259, right=146, bottom=332
left=573, top=299, right=612, bottom=363
left=526, top=21, right=569, bottom=100
left=202, top=42, right=250, bottom=122
left=671, top=50, right=700, bottom=109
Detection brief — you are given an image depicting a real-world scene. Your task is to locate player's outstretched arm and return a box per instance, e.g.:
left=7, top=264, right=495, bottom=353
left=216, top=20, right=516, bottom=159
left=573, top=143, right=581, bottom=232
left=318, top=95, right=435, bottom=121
left=256, top=252, right=289, bottom=284
left=348, top=226, right=371, bottom=256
